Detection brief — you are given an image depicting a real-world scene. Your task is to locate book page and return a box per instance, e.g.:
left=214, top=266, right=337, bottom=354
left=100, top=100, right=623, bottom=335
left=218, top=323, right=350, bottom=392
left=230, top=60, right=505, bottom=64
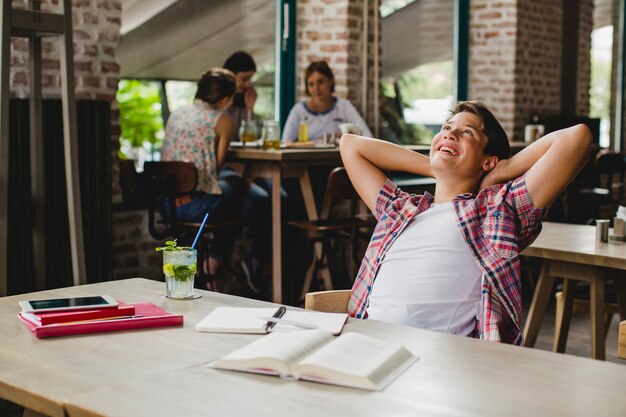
left=294, top=332, right=416, bottom=389
left=213, top=330, right=334, bottom=373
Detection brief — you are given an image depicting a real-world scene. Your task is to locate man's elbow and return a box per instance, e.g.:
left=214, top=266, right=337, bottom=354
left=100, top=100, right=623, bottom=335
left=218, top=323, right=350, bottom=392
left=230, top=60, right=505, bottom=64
left=572, top=124, right=593, bottom=148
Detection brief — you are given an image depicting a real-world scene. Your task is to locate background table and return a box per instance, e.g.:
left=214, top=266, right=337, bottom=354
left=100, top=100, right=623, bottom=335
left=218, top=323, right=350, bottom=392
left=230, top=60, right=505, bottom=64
left=522, top=222, right=626, bottom=360
left=0, top=278, right=625, bottom=417
left=227, top=147, right=343, bottom=303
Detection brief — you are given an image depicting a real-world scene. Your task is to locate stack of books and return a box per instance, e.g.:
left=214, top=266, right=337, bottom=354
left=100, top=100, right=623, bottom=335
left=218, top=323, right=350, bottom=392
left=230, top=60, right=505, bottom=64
left=18, top=301, right=183, bottom=338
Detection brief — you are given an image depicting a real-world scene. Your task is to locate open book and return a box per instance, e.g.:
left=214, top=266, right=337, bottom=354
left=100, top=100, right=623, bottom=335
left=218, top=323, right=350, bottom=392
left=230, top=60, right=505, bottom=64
left=209, top=329, right=417, bottom=391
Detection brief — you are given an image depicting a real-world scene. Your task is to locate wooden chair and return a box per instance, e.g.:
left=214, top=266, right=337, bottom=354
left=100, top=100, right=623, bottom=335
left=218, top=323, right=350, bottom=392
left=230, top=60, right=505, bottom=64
left=617, top=320, right=626, bottom=359
left=569, top=150, right=625, bottom=224
left=142, top=161, right=243, bottom=288
left=304, top=289, right=350, bottom=313
left=554, top=286, right=619, bottom=353
left=288, top=167, right=374, bottom=301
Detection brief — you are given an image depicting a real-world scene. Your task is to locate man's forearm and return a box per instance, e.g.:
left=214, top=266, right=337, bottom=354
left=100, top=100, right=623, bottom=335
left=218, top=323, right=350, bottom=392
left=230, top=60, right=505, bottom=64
left=340, top=134, right=433, bottom=176
left=340, top=134, right=433, bottom=212
left=483, top=125, right=591, bottom=186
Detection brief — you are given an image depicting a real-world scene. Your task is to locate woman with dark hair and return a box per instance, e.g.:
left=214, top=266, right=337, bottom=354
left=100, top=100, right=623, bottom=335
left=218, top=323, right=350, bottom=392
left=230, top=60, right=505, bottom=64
left=161, top=67, right=244, bottom=287
left=223, top=51, right=258, bottom=138
left=222, top=51, right=272, bottom=294
left=282, top=61, right=372, bottom=142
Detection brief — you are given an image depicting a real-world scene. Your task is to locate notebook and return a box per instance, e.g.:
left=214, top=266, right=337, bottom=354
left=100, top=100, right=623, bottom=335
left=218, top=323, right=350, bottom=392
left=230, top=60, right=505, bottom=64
left=195, top=307, right=347, bottom=335
left=18, top=302, right=183, bottom=338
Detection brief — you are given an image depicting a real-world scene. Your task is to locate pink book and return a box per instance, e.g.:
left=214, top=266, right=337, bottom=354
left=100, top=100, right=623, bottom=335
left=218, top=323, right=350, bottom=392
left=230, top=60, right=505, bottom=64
left=18, top=302, right=183, bottom=339
left=21, top=302, right=135, bottom=326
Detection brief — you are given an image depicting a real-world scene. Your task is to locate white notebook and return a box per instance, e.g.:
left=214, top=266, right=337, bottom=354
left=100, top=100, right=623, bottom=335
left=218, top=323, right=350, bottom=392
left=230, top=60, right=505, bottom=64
left=195, top=307, right=348, bottom=335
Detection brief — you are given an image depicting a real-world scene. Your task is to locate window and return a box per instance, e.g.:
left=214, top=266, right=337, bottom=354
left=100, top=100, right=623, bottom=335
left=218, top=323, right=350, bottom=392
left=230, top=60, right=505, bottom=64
left=380, top=0, right=455, bottom=144
left=589, top=25, right=613, bottom=148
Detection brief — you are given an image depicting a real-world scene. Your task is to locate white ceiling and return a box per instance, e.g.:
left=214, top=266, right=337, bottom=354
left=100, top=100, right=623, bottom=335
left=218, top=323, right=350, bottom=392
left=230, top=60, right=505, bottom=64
left=118, top=0, right=275, bottom=80
left=118, top=0, right=454, bottom=81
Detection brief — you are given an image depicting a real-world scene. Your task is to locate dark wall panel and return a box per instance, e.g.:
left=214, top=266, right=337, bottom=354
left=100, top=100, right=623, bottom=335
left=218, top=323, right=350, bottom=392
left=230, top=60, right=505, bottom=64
left=8, top=99, right=112, bottom=295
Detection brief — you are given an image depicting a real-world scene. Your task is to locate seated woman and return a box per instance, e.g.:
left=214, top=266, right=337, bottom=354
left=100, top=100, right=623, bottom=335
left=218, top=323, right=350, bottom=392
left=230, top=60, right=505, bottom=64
left=282, top=61, right=372, bottom=142
left=161, top=67, right=244, bottom=289
left=222, top=51, right=282, bottom=295
left=223, top=51, right=258, bottom=139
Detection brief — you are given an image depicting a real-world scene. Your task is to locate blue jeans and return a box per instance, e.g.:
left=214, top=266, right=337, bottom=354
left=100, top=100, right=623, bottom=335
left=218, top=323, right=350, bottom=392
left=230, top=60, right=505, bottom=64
left=159, top=174, right=244, bottom=259
left=219, top=168, right=288, bottom=263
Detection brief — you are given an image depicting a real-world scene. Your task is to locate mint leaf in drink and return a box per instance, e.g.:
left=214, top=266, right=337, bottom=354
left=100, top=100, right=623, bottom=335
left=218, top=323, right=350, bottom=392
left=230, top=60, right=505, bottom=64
left=155, top=239, right=191, bottom=252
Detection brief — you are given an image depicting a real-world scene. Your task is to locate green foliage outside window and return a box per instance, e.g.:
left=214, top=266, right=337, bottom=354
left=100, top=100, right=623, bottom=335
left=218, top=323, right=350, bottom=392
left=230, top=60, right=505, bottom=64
left=117, top=80, right=164, bottom=160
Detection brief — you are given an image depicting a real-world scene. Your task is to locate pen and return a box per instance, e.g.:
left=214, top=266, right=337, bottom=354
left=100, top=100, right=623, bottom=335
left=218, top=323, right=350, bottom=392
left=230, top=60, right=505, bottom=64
left=258, top=316, right=318, bottom=330
left=264, top=306, right=286, bottom=332
left=49, top=315, right=144, bottom=326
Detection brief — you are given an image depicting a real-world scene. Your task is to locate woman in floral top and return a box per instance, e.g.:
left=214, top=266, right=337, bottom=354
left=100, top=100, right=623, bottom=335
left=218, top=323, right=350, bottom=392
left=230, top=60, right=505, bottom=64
left=161, top=68, right=243, bottom=286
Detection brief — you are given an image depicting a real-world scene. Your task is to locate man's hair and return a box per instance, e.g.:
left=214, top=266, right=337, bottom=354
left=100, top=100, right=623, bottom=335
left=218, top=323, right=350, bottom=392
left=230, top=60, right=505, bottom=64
left=223, top=51, right=257, bottom=74
left=195, top=68, right=237, bottom=106
left=449, top=101, right=510, bottom=160
left=304, top=61, right=335, bottom=95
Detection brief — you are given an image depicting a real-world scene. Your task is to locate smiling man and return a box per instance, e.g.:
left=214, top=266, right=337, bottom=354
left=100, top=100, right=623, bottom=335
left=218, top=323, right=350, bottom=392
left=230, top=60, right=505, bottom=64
left=340, top=101, right=591, bottom=344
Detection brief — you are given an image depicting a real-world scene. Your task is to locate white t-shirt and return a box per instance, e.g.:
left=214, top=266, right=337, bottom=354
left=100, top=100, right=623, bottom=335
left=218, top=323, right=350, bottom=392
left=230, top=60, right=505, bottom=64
left=281, top=97, right=372, bottom=142
left=367, top=202, right=482, bottom=336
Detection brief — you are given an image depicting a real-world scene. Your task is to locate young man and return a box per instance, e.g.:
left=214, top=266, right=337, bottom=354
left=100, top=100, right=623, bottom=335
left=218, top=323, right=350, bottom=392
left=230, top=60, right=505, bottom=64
left=340, top=101, right=591, bottom=344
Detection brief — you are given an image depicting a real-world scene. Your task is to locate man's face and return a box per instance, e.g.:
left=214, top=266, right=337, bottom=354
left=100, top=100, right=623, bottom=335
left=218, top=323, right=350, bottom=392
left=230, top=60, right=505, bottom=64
left=429, top=111, right=494, bottom=179
left=235, top=71, right=255, bottom=92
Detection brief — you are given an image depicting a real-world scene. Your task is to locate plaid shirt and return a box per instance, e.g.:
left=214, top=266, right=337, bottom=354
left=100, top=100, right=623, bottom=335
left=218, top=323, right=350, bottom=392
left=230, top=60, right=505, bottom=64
left=348, top=174, right=548, bottom=344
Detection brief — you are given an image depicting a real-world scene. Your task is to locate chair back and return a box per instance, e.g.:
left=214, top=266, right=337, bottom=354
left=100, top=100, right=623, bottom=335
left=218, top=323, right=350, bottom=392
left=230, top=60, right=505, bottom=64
left=594, top=150, right=625, bottom=203
left=143, top=161, right=197, bottom=197
left=326, top=167, right=359, bottom=201
left=142, top=161, right=198, bottom=240
left=319, top=167, right=361, bottom=219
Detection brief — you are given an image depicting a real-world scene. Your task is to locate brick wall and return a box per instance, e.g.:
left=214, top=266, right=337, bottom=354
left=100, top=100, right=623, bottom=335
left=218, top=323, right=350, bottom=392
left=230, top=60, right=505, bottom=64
left=469, top=0, right=592, bottom=141
left=513, top=0, right=562, bottom=139
left=468, top=0, right=518, bottom=138
left=577, top=0, right=593, bottom=116
left=296, top=0, right=381, bottom=133
left=112, top=210, right=162, bottom=280
left=10, top=0, right=120, bottom=101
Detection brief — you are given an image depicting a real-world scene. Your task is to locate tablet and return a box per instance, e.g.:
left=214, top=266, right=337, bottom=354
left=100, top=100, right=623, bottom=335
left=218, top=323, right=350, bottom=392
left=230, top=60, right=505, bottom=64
left=19, top=295, right=118, bottom=313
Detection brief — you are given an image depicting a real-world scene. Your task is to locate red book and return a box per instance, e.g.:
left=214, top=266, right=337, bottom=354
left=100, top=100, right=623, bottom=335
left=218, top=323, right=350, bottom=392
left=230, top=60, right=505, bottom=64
left=21, top=302, right=135, bottom=326
left=18, top=302, right=183, bottom=339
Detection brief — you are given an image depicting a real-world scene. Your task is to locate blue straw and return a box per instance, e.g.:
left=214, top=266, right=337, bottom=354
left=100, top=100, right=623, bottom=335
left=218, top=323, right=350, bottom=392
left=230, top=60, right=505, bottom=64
left=190, top=212, right=209, bottom=250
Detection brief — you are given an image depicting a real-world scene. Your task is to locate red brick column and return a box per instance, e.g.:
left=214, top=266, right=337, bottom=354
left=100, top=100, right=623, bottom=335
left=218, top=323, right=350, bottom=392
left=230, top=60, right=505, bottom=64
left=296, top=0, right=381, bottom=134
left=469, top=0, right=592, bottom=141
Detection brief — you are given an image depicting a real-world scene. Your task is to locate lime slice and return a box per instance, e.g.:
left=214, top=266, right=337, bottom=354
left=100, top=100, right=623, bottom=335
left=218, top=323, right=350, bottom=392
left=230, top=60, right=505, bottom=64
left=163, top=263, right=175, bottom=276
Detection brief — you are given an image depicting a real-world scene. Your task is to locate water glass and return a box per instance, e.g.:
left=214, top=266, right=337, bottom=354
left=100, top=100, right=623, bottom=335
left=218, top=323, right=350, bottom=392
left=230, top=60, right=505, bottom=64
left=262, top=120, right=281, bottom=150
left=240, top=119, right=258, bottom=144
left=163, top=249, right=197, bottom=299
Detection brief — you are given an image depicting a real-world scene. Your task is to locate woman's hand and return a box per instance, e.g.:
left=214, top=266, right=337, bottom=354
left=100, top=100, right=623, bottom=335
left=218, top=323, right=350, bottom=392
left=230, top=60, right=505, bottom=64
left=244, top=86, right=257, bottom=114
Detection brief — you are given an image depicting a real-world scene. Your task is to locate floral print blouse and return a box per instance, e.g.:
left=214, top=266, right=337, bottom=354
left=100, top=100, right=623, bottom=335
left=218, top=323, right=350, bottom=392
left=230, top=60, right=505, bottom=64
left=161, top=99, right=222, bottom=194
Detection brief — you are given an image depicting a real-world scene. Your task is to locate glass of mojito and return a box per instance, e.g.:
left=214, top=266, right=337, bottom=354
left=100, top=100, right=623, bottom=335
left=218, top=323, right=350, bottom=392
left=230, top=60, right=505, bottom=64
left=162, top=249, right=197, bottom=299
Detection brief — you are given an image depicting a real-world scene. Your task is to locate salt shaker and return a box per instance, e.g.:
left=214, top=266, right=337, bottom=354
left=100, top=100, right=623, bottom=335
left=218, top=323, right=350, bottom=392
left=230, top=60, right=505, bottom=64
left=596, top=219, right=610, bottom=243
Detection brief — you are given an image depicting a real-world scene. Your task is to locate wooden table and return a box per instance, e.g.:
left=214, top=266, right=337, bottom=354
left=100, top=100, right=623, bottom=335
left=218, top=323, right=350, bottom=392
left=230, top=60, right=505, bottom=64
left=1, top=279, right=625, bottom=417
left=522, top=222, right=626, bottom=360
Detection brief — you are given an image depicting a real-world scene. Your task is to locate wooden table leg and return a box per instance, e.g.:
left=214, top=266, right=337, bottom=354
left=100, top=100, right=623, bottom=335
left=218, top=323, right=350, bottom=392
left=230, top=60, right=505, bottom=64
left=524, top=261, right=555, bottom=347
left=590, top=269, right=606, bottom=360
left=612, top=270, right=626, bottom=320
left=299, top=169, right=333, bottom=292
left=271, top=165, right=282, bottom=304
left=553, top=278, right=576, bottom=353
